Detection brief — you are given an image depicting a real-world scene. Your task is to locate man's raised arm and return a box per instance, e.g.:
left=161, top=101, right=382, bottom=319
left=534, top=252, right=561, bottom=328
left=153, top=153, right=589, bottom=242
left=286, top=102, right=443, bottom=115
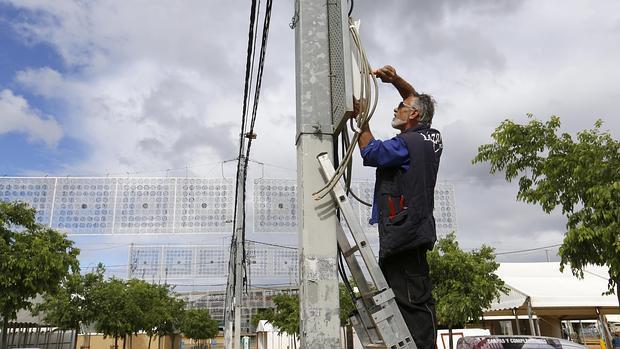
left=373, top=65, right=418, bottom=99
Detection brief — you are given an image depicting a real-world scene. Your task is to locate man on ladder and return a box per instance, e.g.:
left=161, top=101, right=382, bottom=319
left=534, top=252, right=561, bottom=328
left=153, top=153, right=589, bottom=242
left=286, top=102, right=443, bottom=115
left=353, top=65, right=443, bottom=349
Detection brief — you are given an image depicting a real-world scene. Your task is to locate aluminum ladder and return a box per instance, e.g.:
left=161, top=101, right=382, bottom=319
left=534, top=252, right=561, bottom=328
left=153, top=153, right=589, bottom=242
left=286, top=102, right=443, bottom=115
left=317, top=152, right=417, bottom=349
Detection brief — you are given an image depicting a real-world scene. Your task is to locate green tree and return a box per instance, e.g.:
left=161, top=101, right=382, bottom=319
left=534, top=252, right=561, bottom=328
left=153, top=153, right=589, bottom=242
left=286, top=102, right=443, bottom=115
left=339, top=283, right=357, bottom=349
left=338, top=283, right=356, bottom=327
left=473, top=116, right=619, bottom=304
left=428, top=233, right=508, bottom=349
left=180, top=308, right=219, bottom=349
left=124, top=279, right=154, bottom=347
left=35, top=264, right=106, bottom=349
left=0, top=201, right=80, bottom=349
left=265, top=294, right=300, bottom=336
left=91, top=278, right=132, bottom=349
left=155, top=290, right=185, bottom=349
left=251, top=285, right=356, bottom=343
left=129, top=280, right=185, bottom=349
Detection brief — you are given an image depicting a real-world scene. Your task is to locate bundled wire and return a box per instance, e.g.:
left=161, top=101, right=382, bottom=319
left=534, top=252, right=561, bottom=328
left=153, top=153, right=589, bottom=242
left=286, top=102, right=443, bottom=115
left=225, top=0, right=273, bottom=324
left=312, top=19, right=379, bottom=201
left=225, top=0, right=260, bottom=324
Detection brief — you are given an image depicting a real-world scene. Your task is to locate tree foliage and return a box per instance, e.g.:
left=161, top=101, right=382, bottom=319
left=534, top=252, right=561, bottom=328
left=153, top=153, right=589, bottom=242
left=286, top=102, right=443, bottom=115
left=35, top=264, right=105, bottom=330
left=262, top=293, right=300, bottom=336
left=0, top=201, right=80, bottom=349
left=428, top=233, right=508, bottom=330
left=251, top=284, right=357, bottom=336
left=338, top=283, right=356, bottom=327
left=180, top=308, right=219, bottom=341
left=473, top=116, right=619, bottom=303
left=145, top=283, right=186, bottom=341
left=91, top=278, right=132, bottom=343
left=90, top=278, right=186, bottom=348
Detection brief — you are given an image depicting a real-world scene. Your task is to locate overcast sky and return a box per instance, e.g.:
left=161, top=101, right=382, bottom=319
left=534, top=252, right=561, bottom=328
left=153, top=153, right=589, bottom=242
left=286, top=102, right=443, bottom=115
left=1, top=0, right=619, bottom=281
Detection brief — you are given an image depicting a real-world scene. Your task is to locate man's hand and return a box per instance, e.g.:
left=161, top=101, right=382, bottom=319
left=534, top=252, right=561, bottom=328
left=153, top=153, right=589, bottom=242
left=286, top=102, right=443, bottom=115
left=373, top=65, right=418, bottom=98
left=373, top=65, right=398, bottom=83
left=352, top=97, right=367, bottom=118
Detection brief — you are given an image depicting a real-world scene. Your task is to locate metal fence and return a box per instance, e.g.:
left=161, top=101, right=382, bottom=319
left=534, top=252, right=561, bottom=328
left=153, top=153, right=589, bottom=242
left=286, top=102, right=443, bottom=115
left=0, top=323, right=74, bottom=349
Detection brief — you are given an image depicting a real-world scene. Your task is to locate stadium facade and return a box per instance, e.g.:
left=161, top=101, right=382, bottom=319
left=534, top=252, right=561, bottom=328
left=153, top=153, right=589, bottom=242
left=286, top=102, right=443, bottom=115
left=1, top=176, right=457, bottom=332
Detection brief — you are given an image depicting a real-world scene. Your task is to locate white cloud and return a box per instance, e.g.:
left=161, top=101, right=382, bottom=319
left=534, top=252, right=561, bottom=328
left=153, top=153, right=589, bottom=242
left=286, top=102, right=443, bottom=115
left=15, top=67, right=66, bottom=98
left=0, top=89, right=63, bottom=147
left=3, top=0, right=620, bottom=258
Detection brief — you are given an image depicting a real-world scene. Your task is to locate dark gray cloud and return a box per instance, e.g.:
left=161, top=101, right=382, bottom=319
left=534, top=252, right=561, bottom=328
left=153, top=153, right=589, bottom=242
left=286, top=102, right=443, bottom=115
left=136, top=122, right=237, bottom=168
left=438, top=119, right=500, bottom=183
left=4, top=0, right=620, bottom=266
left=170, top=123, right=236, bottom=159
left=352, top=0, right=521, bottom=73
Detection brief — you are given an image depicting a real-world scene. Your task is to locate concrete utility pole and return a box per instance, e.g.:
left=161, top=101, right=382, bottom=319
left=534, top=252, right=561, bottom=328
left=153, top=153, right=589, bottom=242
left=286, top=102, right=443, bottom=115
left=295, top=0, right=342, bottom=347
left=224, top=152, right=248, bottom=349
left=234, top=214, right=244, bottom=349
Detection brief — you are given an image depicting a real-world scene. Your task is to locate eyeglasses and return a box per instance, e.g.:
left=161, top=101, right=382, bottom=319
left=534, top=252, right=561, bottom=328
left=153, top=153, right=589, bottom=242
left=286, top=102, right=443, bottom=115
left=398, top=101, right=416, bottom=110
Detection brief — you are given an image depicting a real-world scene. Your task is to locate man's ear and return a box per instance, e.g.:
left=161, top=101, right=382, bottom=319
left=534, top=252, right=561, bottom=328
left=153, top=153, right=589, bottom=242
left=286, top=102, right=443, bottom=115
left=409, top=109, right=419, bottom=120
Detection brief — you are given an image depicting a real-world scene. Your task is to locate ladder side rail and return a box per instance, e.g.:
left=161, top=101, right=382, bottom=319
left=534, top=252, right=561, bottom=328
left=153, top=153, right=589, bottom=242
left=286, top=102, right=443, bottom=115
left=336, top=225, right=372, bottom=296
left=374, top=295, right=416, bottom=349
left=336, top=224, right=382, bottom=344
left=318, top=153, right=417, bottom=349
left=349, top=312, right=376, bottom=348
left=317, top=153, right=389, bottom=290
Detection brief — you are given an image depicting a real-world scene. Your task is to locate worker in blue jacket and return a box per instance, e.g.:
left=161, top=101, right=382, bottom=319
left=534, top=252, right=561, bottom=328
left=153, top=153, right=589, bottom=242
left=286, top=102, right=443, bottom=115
left=354, top=65, right=442, bottom=349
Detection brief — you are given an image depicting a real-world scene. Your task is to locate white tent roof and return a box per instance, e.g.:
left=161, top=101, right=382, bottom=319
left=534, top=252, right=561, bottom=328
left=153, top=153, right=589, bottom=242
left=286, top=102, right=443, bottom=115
left=487, top=262, right=619, bottom=312
left=256, top=320, right=277, bottom=332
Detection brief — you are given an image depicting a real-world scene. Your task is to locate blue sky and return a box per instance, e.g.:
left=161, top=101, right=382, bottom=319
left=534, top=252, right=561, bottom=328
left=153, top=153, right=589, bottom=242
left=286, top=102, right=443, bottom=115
left=0, top=3, right=89, bottom=175
left=1, top=0, right=619, bottom=280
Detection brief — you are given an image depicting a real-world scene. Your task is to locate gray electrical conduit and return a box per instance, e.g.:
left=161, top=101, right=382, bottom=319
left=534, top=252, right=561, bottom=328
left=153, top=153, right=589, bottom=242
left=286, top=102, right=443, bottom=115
left=313, top=18, right=379, bottom=200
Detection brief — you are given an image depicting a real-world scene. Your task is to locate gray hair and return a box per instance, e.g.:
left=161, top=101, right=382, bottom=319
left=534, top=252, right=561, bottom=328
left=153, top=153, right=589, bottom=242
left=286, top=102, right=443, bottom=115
left=413, top=94, right=435, bottom=126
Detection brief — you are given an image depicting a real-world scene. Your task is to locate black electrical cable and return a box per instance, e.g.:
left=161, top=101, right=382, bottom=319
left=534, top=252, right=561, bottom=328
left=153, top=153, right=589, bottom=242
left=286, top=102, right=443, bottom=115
left=342, top=131, right=352, bottom=192
left=227, top=0, right=260, bottom=313
left=339, top=129, right=372, bottom=208
left=231, top=0, right=259, bottom=238
left=338, top=247, right=355, bottom=296
left=230, top=0, right=259, bottom=259
left=347, top=0, right=354, bottom=17
left=333, top=122, right=372, bottom=218
left=239, top=0, right=263, bottom=271
left=242, top=0, right=273, bottom=289
left=338, top=247, right=358, bottom=323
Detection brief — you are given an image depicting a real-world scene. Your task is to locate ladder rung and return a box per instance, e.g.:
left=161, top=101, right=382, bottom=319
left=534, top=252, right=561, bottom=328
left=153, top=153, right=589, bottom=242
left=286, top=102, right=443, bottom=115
left=359, top=291, right=376, bottom=300
left=342, top=244, right=359, bottom=257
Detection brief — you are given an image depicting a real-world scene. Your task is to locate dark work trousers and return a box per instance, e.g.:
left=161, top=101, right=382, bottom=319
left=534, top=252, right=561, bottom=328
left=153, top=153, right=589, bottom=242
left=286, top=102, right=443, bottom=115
left=380, top=247, right=437, bottom=349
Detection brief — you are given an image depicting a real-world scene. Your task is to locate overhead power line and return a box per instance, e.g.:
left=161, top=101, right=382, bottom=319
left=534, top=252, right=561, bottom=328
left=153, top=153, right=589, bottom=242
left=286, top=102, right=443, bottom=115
left=495, top=243, right=562, bottom=256
left=224, top=0, right=274, bottom=345
left=247, top=239, right=297, bottom=250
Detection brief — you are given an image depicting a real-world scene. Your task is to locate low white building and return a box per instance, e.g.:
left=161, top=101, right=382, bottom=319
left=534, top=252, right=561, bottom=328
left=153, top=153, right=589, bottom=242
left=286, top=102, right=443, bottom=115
left=483, top=262, right=619, bottom=342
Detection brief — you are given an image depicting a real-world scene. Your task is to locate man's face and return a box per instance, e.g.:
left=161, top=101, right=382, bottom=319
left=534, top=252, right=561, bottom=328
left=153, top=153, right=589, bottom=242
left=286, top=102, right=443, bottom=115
left=392, top=96, right=418, bottom=131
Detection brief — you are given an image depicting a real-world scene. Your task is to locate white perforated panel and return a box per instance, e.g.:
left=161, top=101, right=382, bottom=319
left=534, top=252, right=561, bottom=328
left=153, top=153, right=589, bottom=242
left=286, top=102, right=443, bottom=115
left=129, top=246, right=162, bottom=279
left=434, top=182, right=457, bottom=237
left=252, top=179, right=457, bottom=237
left=350, top=180, right=375, bottom=232
left=129, top=245, right=230, bottom=279
left=163, top=247, right=194, bottom=277
left=253, top=179, right=297, bottom=233
left=247, top=242, right=298, bottom=278
left=196, top=246, right=229, bottom=276
left=174, top=178, right=234, bottom=233
left=52, top=178, right=116, bottom=233
left=115, top=178, right=174, bottom=233
left=0, top=178, right=55, bottom=225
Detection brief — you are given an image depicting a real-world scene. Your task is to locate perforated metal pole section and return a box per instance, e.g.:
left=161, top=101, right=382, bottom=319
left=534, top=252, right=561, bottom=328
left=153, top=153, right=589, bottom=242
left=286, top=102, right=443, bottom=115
left=295, top=0, right=341, bottom=347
